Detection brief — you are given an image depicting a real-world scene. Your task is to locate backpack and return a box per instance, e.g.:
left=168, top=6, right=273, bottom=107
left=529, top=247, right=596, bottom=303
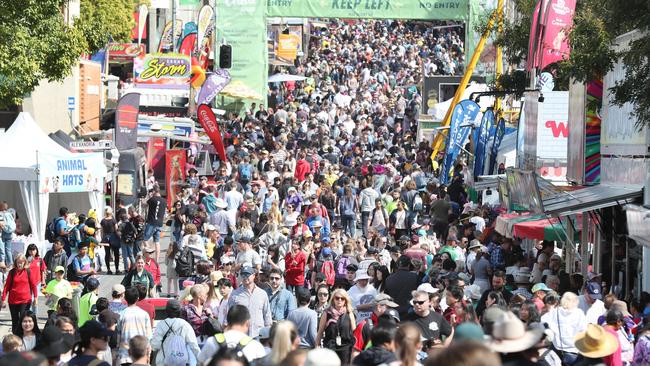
left=70, top=224, right=86, bottom=247
left=161, top=320, right=189, bottom=366
left=239, top=164, right=252, bottom=181
left=45, top=217, right=65, bottom=242
left=335, top=255, right=351, bottom=280
left=1, top=212, right=15, bottom=234
left=319, top=260, right=336, bottom=286
left=175, top=246, right=195, bottom=277
left=67, top=256, right=80, bottom=282
left=214, top=333, right=252, bottom=355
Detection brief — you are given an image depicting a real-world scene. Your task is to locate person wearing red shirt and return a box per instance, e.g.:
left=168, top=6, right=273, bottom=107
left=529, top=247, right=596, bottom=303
left=143, top=248, right=161, bottom=293
left=25, top=244, right=47, bottom=312
left=1, top=253, right=38, bottom=334
left=285, top=238, right=307, bottom=292
left=294, top=152, right=311, bottom=182
left=134, top=283, right=155, bottom=327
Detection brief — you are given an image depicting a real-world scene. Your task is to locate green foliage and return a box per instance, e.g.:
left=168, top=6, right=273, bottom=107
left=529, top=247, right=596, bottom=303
left=0, top=0, right=139, bottom=109
left=0, top=0, right=86, bottom=109
left=477, top=0, right=650, bottom=128
left=77, top=0, right=139, bottom=54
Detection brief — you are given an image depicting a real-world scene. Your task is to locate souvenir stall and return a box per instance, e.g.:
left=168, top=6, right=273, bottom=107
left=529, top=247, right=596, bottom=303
left=0, top=113, right=106, bottom=255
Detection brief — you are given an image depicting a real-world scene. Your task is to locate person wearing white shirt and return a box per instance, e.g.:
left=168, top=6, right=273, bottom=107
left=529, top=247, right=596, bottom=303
left=224, top=183, right=244, bottom=211
left=150, top=299, right=201, bottom=366
left=347, top=271, right=378, bottom=324
left=577, top=282, right=606, bottom=324
left=198, top=304, right=266, bottom=365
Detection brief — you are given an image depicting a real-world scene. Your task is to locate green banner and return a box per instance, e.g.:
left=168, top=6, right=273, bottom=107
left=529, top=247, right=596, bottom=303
left=268, top=0, right=469, bottom=20
left=215, top=0, right=267, bottom=104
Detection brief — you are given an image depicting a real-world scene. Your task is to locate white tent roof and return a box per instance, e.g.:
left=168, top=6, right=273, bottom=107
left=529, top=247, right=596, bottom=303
left=0, top=112, right=72, bottom=180
left=268, top=73, right=307, bottom=83
left=426, top=83, right=494, bottom=122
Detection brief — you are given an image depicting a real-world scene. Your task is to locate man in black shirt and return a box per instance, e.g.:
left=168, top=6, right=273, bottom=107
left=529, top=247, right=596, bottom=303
left=143, top=188, right=166, bottom=262
left=475, top=270, right=513, bottom=317
left=407, top=290, right=452, bottom=348
left=384, top=255, right=419, bottom=319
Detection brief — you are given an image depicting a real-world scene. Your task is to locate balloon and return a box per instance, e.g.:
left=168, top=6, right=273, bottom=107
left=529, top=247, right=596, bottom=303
left=191, top=64, right=206, bottom=88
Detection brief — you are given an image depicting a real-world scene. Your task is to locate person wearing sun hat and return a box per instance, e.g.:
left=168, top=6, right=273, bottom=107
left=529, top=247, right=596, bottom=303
left=531, top=282, right=552, bottom=312
left=488, top=310, right=545, bottom=365
left=573, top=323, right=620, bottom=365
left=347, top=270, right=378, bottom=323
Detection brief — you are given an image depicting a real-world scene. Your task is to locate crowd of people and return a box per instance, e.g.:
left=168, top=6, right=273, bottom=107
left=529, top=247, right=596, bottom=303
left=0, top=18, right=650, bottom=366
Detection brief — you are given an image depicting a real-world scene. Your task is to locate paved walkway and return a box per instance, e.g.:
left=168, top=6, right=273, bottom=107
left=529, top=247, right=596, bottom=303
left=0, top=231, right=172, bottom=337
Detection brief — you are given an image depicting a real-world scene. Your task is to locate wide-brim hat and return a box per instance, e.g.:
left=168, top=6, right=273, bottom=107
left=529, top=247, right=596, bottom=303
left=488, top=311, right=544, bottom=353
left=574, top=324, right=619, bottom=358
left=354, top=270, right=371, bottom=282
left=514, top=267, right=532, bottom=284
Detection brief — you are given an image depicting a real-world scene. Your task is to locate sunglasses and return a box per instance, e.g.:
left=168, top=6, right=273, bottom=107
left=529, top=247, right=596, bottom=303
left=318, top=292, right=329, bottom=296
left=333, top=296, right=346, bottom=301
left=412, top=300, right=427, bottom=306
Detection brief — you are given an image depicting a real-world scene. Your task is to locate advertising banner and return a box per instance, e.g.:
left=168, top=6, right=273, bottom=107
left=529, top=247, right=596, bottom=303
left=277, top=34, right=300, bottom=61
left=165, top=150, right=186, bottom=209
left=197, top=5, right=214, bottom=50
left=197, top=104, right=227, bottom=162
left=114, top=93, right=140, bottom=151
left=107, top=43, right=145, bottom=62
left=137, top=4, right=148, bottom=45
left=157, top=20, right=183, bottom=53
left=538, top=0, right=576, bottom=69
left=526, top=0, right=544, bottom=70
left=38, top=152, right=106, bottom=194
left=267, top=0, right=469, bottom=20
left=179, top=33, right=198, bottom=56
left=147, top=137, right=166, bottom=179
left=134, top=53, right=191, bottom=89
left=197, top=69, right=232, bottom=106
left=473, top=108, right=494, bottom=178
left=441, top=99, right=481, bottom=184
left=215, top=0, right=268, bottom=101
left=584, top=80, right=602, bottom=184
left=488, top=117, right=506, bottom=174
left=268, top=24, right=303, bottom=65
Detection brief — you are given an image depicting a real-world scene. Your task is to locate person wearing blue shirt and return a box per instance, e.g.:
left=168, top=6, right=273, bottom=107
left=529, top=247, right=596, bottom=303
left=266, top=268, right=296, bottom=321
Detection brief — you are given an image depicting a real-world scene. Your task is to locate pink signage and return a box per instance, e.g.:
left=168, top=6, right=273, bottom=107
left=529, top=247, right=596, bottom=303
left=538, top=0, right=576, bottom=70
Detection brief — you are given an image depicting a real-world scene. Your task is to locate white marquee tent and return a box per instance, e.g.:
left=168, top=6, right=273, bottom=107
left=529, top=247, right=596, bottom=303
left=0, top=113, right=105, bottom=240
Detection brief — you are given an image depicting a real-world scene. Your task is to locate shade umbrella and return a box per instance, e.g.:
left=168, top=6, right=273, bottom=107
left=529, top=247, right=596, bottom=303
left=219, top=80, right=264, bottom=100
left=268, top=73, right=307, bottom=83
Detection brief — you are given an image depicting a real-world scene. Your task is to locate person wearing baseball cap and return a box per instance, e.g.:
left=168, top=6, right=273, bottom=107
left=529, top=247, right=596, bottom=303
left=44, top=265, right=72, bottom=311
left=352, top=293, right=399, bottom=355
left=67, top=320, right=113, bottom=366
left=579, top=282, right=606, bottom=324
left=228, top=265, right=272, bottom=338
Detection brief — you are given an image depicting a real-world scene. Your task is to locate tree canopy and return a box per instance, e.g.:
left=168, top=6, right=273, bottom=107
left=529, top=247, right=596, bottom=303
left=0, top=0, right=138, bottom=109
left=481, top=0, right=650, bottom=128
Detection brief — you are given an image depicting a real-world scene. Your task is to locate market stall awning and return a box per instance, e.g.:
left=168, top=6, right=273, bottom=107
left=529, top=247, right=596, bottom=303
left=512, top=215, right=582, bottom=241
left=268, top=73, right=307, bottom=83
left=543, top=184, right=643, bottom=217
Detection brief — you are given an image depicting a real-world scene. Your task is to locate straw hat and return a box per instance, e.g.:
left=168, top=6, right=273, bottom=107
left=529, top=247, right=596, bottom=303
left=354, top=270, right=372, bottom=282
left=611, top=300, right=631, bottom=317
left=574, top=324, right=619, bottom=358
left=488, top=311, right=544, bottom=353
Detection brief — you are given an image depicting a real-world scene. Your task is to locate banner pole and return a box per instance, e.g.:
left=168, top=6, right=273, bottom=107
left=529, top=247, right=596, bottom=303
left=431, top=0, right=502, bottom=161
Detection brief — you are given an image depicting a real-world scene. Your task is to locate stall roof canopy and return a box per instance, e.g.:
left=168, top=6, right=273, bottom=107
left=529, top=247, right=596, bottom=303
left=0, top=113, right=71, bottom=181
left=543, top=184, right=643, bottom=217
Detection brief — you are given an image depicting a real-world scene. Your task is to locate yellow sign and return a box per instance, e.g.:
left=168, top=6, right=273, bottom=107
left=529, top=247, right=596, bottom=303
left=117, top=174, right=134, bottom=195
left=277, top=34, right=299, bottom=61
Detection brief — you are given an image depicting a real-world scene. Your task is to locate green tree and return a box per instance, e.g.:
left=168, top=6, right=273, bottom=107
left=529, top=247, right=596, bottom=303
left=0, top=0, right=86, bottom=109
left=77, top=0, right=139, bottom=54
left=480, top=0, right=650, bottom=128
